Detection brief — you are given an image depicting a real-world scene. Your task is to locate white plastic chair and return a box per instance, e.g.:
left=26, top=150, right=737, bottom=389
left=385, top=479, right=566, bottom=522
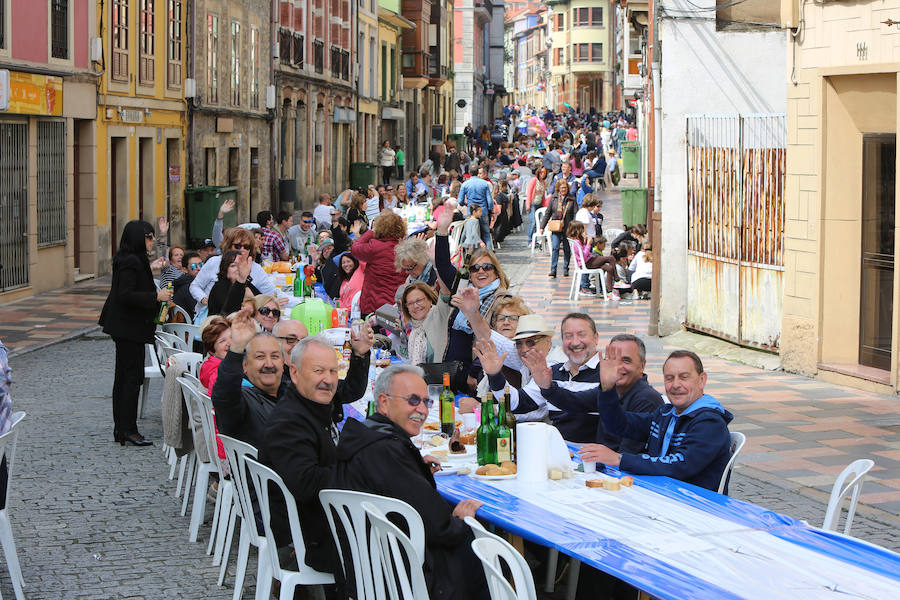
left=717, top=431, right=747, bottom=494
left=168, top=352, right=204, bottom=380
left=823, top=458, right=875, bottom=535
left=162, top=323, right=200, bottom=349
left=319, top=490, right=426, bottom=600
left=244, top=457, right=335, bottom=599
left=217, top=434, right=269, bottom=597
left=156, top=330, right=190, bottom=352
left=177, top=378, right=218, bottom=538
left=0, top=412, right=26, bottom=600
left=472, top=537, right=538, bottom=600
left=604, top=228, right=624, bottom=248
left=465, top=517, right=536, bottom=600
left=567, top=238, right=608, bottom=301
left=170, top=304, right=192, bottom=324
left=363, top=501, right=430, bottom=600
left=529, top=207, right=550, bottom=254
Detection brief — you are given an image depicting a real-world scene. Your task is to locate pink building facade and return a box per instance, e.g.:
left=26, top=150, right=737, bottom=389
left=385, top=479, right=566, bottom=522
left=0, top=0, right=97, bottom=300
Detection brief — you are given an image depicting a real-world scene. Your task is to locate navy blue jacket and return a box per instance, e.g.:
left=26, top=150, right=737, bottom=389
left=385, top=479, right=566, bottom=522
left=599, top=392, right=733, bottom=492
left=540, top=375, right=663, bottom=453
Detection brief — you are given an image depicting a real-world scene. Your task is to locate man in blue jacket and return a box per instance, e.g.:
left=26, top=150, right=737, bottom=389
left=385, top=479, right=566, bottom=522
left=579, top=349, right=734, bottom=492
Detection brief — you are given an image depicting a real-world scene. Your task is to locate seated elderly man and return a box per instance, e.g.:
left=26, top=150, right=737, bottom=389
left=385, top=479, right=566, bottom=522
left=258, top=335, right=344, bottom=577
left=336, top=365, right=485, bottom=600
left=579, top=349, right=734, bottom=492
left=272, top=318, right=374, bottom=424
left=210, top=309, right=284, bottom=449
left=524, top=332, right=663, bottom=452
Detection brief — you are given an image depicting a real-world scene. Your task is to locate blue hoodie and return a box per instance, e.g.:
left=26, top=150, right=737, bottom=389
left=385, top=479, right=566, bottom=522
left=598, top=392, right=734, bottom=492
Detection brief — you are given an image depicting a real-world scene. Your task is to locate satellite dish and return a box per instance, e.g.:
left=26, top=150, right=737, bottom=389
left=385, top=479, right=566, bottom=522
left=456, top=99, right=467, bottom=108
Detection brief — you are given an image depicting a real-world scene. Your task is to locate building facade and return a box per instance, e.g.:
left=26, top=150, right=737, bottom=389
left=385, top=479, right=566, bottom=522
left=184, top=0, right=271, bottom=226
left=453, top=0, right=504, bottom=133
left=779, top=0, right=900, bottom=393
left=0, top=0, right=96, bottom=299
left=505, top=3, right=550, bottom=110
left=93, top=0, right=187, bottom=273
left=378, top=0, right=414, bottom=174
left=546, top=0, right=615, bottom=113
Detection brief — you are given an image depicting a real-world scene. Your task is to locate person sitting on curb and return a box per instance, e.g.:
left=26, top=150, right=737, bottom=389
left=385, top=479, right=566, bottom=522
left=578, top=348, right=734, bottom=492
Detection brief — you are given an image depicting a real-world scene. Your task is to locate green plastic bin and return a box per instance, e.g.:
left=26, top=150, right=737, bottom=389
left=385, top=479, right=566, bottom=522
left=621, top=141, right=640, bottom=176
left=446, top=133, right=467, bottom=152
left=184, top=186, right=238, bottom=243
left=621, top=187, right=649, bottom=227
left=349, top=162, right=378, bottom=189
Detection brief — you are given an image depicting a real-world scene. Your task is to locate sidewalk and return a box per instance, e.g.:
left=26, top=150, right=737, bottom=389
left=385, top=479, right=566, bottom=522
left=0, top=277, right=110, bottom=357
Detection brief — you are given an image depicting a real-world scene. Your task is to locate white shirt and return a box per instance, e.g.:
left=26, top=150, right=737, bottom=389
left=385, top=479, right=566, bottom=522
left=313, top=204, right=333, bottom=231
left=575, top=207, right=595, bottom=238
left=189, top=255, right=276, bottom=302
left=499, top=352, right=602, bottom=423
left=632, top=260, right=652, bottom=282
left=365, top=195, right=381, bottom=222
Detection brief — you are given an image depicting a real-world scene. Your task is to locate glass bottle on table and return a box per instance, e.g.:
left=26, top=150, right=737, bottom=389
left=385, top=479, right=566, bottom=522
left=495, top=386, right=513, bottom=463
left=476, top=392, right=498, bottom=466
left=450, top=250, right=471, bottom=294
left=439, top=373, right=455, bottom=436
left=503, top=385, right=517, bottom=462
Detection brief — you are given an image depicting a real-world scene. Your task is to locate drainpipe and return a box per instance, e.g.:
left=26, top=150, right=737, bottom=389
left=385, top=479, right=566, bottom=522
left=648, top=1, right=662, bottom=337
left=271, top=0, right=279, bottom=213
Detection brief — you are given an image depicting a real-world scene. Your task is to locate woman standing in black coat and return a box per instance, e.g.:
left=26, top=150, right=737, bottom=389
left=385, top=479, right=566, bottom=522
left=540, top=179, right=577, bottom=277
left=99, top=220, right=172, bottom=446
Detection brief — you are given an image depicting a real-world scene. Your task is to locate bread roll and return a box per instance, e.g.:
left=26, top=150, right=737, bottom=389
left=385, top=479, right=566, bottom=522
left=500, top=461, right=517, bottom=473
left=603, top=478, right=620, bottom=491
left=497, top=466, right=515, bottom=476
left=619, top=476, right=634, bottom=487
left=549, top=468, right=563, bottom=480
left=476, top=464, right=502, bottom=476
left=585, top=479, right=604, bottom=488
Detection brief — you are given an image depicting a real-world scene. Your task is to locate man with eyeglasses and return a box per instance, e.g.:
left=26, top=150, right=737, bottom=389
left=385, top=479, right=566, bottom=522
left=335, top=365, right=486, bottom=600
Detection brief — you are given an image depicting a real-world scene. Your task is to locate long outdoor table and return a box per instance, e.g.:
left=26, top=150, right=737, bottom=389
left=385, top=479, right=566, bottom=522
left=436, top=466, right=900, bottom=600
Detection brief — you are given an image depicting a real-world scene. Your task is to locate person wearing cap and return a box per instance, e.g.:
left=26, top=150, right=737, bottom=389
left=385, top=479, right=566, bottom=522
left=197, top=238, right=217, bottom=261
left=473, top=313, right=557, bottom=421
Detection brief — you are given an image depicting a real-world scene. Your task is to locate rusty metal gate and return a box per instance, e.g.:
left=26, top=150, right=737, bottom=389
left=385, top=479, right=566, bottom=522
left=0, top=121, right=29, bottom=291
left=685, top=114, right=785, bottom=350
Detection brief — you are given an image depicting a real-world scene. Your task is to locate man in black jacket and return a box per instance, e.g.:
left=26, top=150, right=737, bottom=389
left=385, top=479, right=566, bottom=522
left=335, top=365, right=485, bottom=600
left=523, top=333, right=663, bottom=453
left=258, top=334, right=344, bottom=576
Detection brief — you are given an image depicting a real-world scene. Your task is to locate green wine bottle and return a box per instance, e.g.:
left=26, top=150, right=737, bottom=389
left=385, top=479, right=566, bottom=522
left=154, top=283, right=173, bottom=324
left=440, top=373, right=455, bottom=436
left=476, top=392, right=498, bottom=466
left=503, top=385, right=517, bottom=462
left=495, top=386, right=513, bottom=463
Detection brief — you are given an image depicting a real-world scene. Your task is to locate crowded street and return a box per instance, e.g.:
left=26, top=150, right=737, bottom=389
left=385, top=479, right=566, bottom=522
left=4, top=0, right=900, bottom=599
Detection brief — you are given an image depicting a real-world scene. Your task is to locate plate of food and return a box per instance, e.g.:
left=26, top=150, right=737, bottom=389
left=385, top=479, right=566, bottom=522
left=470, top=462, right=518, bottom=480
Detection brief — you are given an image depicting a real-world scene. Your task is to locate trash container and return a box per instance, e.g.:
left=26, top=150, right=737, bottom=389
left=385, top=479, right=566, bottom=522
left=184, top=186, right=238, bottom=244
left=621, top=141, right=640, bottom=177
left=349, top=162, right=377, bottom=190
left=447, top=133, right=467, bottom=152
left=621, top=187, right=649, bottom=227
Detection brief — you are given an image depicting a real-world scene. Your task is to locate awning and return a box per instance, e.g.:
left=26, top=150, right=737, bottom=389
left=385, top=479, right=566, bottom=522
left=381, top=107, right=405, bottom=120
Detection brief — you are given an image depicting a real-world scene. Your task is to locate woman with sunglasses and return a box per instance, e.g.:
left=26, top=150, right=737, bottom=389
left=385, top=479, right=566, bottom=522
left=433, top=210, right=511, bottom=388
left=251, top=294, right=282, bottom=332
left=99, top=220, right=171, bottom=447
left=207, top=250, right=259, bottom=316
left=189, top=227, right=276, bottom=307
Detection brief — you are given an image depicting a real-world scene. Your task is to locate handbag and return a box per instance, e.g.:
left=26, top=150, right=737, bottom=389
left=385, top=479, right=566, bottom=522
left=546, top=198, right=571, bottom=233
left=418, top=361, right=467, bottom=391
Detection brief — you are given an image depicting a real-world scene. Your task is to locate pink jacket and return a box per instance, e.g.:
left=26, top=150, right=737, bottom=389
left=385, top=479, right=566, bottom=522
left=339, top=263, right=366, bottom=310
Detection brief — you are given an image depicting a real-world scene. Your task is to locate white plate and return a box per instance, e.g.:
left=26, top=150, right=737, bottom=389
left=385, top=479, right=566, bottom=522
left=469, top=472, right=518, bottom=481
left=445, top=445, right=476, bottom=459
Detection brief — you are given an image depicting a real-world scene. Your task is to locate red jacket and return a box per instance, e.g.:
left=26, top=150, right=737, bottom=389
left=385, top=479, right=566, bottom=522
left=350, top=230, right=407, bottom=314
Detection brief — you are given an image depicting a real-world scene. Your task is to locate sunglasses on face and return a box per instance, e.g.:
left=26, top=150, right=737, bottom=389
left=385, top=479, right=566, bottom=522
left=233, top=243, right=253, bottom=250
left=303, top=219, right=316, bottom=224
left=470, top=263, right=496, bottom=273
left=276, top=335, right=299, bottom=344
left=390, top=394, right=434, bottom=409
left=188, top=262, right=203, bottom=270
left=515, top=337, right=545, bottom=349
left=257, top=307, right=281, bottom=318
left=145, top=233, right=155, bottom=240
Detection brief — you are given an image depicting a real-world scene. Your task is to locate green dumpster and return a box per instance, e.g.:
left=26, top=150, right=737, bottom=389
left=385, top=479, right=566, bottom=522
left=184, top=186, right=238, bottom=244
left=621, top=141, right=640, bottom=177
left=349, top=162, right=378, bottom=189
left=621, top=187, right=649, bottom=227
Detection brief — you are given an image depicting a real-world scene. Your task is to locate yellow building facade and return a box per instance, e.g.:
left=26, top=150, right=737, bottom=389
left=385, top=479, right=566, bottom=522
left=780, top=0, right=900, bottom=393
left=94, top=0, right=187, bottom=274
